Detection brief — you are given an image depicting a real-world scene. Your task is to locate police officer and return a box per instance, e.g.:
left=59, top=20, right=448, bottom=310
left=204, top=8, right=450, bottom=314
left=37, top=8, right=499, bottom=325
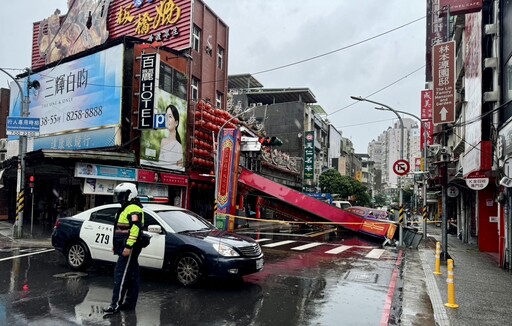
left=104, top=183, right=144, bottom=314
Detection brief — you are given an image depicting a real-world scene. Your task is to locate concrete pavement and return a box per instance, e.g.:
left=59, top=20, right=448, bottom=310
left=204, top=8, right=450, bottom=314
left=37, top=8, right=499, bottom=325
left=402, top=225, right=512, bottom=326
left=0, top=220, right=52, bottom=247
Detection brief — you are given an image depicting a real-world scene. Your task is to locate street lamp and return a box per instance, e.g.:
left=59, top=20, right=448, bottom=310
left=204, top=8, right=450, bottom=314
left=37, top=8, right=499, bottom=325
left=350, top=96, right=405, bottom=246
left=375, top=107, right=430, bottom=239
left=0, top=68, right=38, bottom=238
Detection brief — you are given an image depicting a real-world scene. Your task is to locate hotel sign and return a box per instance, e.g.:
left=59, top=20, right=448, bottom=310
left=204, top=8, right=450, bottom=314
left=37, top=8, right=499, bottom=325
left=138, top=53, right=158, bottom=129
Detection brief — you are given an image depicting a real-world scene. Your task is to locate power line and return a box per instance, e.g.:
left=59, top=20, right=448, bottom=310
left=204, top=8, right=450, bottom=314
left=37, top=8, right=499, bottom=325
left=251, top=16, right=426, bottom=76
left=327, top=65, right=425, bottom=117
left=336, top=117, right=397, bottom=129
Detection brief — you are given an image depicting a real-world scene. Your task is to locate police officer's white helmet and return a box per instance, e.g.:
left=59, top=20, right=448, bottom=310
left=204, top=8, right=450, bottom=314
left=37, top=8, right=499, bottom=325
left=114, top=183, right=138, bottom=203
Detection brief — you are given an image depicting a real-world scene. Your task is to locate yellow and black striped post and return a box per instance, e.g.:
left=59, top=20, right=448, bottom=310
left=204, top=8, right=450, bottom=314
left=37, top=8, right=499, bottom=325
left=398, top=205, right=405, bottom=225
left=422, top=205, right=428, bottom=221
left=16, top=190, right=25, bottom=218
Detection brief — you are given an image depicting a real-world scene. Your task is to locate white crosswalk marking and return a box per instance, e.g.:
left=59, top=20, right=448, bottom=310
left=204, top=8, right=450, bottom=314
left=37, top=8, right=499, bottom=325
left=365, top=249, right=385, bottom=259
left=325, top=245, right=352, bottom=254
left=254, top=238, right=272, bottom=243
left=256, top=239, right=388, bottom=260
left=291, top=242, right=324, bottom=251
left=262, top=240, right=296, bottom=248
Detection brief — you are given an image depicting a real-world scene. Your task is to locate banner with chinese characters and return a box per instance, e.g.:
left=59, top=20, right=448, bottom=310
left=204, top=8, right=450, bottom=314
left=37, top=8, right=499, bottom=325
left=32, top=0, right=191, bottom=68
left=303, top=131, right=315, bottom=180
left=216, top=128, right=241, bottom=218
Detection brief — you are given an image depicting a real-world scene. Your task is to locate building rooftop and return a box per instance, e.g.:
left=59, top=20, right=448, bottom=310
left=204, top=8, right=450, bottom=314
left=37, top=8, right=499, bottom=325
left=228, top=74, right=264, bottom=90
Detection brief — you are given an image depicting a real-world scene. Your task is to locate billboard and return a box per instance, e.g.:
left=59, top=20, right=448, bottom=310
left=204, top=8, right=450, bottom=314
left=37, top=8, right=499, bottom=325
left=9, top=45, right=123, bottom=136
left=463, top=12, right=483, bottom=176
left=140, top=88, right=188, bottom=171
left=36, top=0, right=112, bottom=66
left=32, top=0, right=192, bottom=68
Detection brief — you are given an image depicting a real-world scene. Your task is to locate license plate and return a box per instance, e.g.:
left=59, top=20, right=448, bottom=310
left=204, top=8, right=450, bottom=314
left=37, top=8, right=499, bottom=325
left=255, top=258, right=264, bottom=270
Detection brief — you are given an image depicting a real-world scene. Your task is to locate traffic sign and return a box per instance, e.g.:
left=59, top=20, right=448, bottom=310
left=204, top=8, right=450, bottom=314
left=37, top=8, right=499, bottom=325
left=6, top=117, right=40, bottom=136
left=393, top=160, right=410, bottom=176
left=446, top=186, right=459, bottom=197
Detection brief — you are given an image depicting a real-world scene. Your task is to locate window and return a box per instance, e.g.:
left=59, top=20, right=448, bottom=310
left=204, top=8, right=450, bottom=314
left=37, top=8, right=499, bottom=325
left=217, top=46, right=224, bottom=69
left=159, top=63, right=187, bottom=100
left=90, top=207, right=119, bottom=225
left=143, top=213, right=162, bottom=232
left=506, top=56, right=512, bottom=102
left=191, top=77, right=199, bottom=102
left=192, top=25, right=201, bottom=52
left=216, top=92, right=223, bottom=109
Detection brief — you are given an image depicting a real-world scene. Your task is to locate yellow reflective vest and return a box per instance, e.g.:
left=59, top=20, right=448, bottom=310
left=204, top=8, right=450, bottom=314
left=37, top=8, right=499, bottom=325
left=117, top=204, right=144, bottom=248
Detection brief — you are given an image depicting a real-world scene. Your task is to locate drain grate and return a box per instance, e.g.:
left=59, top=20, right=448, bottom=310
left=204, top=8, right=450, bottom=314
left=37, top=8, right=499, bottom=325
left=344, top=271, right=378, bottom=283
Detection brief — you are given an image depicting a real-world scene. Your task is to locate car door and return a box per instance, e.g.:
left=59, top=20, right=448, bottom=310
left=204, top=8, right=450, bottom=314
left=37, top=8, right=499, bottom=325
left=80, top=207, right=118, bottom=263
left=139, top=211, right=165, bottom=269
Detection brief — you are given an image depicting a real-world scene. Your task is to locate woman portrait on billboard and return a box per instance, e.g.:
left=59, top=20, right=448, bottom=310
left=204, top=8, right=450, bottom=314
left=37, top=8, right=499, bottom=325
left=158, top=104, right=183, bottom=167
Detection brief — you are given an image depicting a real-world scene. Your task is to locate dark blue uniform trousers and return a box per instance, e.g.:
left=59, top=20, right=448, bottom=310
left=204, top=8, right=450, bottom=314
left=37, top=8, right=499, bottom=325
left=110, top=245, right=142, bottom=310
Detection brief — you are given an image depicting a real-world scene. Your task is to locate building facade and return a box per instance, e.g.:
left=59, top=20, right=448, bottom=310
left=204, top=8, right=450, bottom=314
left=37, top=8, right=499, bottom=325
left=0, top=0, right=229, bottom=224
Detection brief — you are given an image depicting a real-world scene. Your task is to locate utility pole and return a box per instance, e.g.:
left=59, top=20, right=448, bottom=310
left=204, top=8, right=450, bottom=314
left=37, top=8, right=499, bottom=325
left=0, top=68, right=33, bottom=238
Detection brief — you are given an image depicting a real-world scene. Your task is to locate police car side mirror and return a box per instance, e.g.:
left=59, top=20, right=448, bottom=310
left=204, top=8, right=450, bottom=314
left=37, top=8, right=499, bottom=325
left=148, top=225, right=162, bottom=234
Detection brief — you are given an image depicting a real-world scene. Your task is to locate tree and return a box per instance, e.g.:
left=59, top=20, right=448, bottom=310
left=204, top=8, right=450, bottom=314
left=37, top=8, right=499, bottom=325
left=319, top=169, right=352, bottom=198
left=319, top=169, right=372, bottom=206
left=373, top=193, right=387, bottom=207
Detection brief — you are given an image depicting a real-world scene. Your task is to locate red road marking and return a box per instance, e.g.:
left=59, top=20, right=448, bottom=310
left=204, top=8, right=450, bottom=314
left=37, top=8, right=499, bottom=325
left=380, top=249, right=403, bottom=325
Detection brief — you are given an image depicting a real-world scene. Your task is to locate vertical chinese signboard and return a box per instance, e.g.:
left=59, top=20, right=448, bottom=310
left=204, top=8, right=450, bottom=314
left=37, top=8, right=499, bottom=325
left=420, top=89, right=434, bottom=150
left=138, top=53, right=158, bottom=129
left=216, top=128, right=241, bottom=230
left=304, top=131, right=315, bottom=180
left=432, top=41, right=456, bottom=125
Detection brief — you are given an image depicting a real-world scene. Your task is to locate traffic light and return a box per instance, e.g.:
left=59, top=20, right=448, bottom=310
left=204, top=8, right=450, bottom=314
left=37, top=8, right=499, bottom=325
left=28, top=176, right=35, bottom=188
left=258, top=136, right=283, bottom=146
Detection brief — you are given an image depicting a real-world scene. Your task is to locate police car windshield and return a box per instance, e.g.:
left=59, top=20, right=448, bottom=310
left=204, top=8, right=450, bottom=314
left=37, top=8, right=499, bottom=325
left=155, top=209, right=215, bottom=233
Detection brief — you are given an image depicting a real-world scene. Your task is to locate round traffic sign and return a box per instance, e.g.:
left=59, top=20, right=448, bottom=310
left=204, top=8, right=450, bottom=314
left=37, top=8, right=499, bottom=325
left=393, top=160, right=410, bottom=176
left=447, top=186, right=459, bottom=197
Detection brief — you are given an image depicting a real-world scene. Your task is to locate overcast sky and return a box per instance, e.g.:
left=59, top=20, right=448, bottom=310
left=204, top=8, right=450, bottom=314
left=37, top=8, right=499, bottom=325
left=0, top=0, right=426, bottom=153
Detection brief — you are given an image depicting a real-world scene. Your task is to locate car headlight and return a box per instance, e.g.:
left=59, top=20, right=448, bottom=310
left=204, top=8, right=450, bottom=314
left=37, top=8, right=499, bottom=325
left=212, top=243, right=240, bottom=257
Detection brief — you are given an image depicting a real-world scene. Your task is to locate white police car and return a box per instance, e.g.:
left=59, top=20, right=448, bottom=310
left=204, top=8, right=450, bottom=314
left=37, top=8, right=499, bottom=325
left=51, top=203, right=264, bottom=286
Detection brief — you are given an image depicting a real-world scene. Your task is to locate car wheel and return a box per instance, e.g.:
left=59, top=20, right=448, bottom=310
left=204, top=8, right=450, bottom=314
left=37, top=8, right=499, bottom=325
left=175, top=253, right=203, bottom=286
left=66, top=241, right=91, bottom=271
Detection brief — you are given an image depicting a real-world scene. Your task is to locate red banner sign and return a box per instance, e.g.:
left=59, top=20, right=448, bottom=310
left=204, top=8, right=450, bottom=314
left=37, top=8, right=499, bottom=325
left=421, top=90, right=433, bottom=119
left=421, top=119, right=434, bottom=150
left=138, top=169, right=188, bottom=186
left=433, top=41, right=456, bottom=124
left=440, top=0, right=482, bottom=15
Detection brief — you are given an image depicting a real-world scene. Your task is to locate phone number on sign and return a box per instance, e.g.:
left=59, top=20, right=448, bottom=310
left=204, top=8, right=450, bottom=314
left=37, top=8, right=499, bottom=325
left=66, top=106, right=103, bottom=121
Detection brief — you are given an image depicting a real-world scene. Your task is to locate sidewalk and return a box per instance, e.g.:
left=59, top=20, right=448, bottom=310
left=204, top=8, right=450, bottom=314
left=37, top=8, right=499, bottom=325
left=402, top=225, right=512, bottom=326
left=0, top=220, right=52, bottom=247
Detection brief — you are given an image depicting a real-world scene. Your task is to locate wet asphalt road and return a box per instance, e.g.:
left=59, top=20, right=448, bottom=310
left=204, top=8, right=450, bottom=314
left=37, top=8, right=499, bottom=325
left=0, top=230, right=399, bottom=326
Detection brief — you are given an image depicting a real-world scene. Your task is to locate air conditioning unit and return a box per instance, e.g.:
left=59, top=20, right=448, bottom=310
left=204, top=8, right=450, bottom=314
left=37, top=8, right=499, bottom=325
left=484, top=24, right=497, bottom=35
left=483, top=91, right=499, bottom=103
left=484, top=57, right=498, bottom=69
left=0, top=139, right=6, bottom=151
